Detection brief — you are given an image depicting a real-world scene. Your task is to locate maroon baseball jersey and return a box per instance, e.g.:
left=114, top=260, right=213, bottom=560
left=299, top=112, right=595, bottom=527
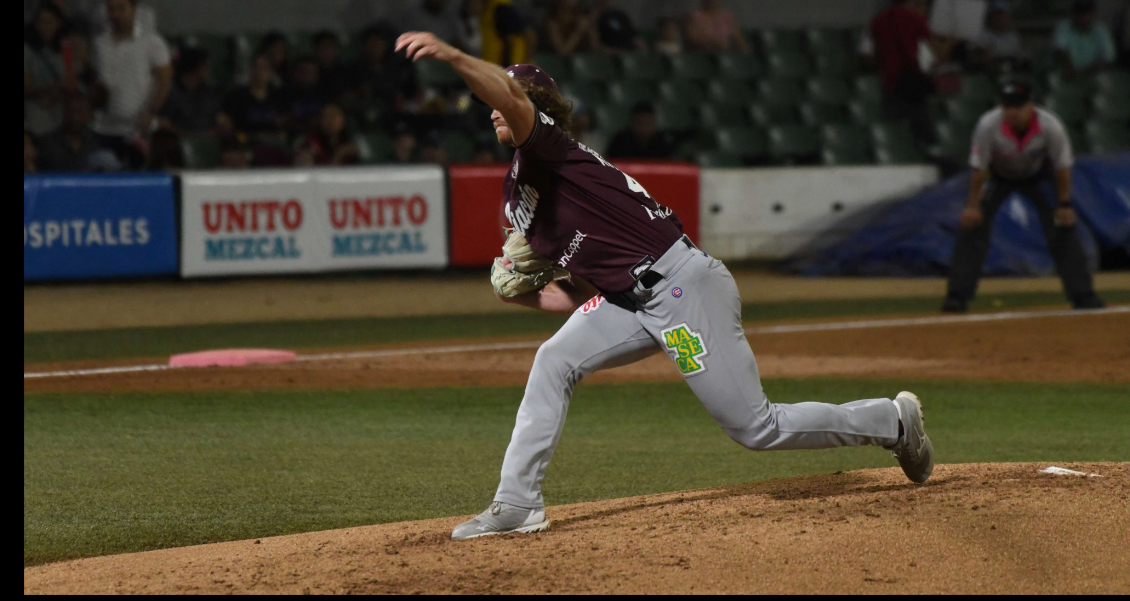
left=502, top=110, right=684, bottom=294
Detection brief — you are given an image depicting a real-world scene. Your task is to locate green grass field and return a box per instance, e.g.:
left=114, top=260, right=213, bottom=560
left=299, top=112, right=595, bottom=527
left=24, top=379, right=1130, bottom=567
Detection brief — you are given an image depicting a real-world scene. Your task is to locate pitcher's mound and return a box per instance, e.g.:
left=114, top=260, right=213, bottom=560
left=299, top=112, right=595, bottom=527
left=23, top=462, right=1129, bottom=595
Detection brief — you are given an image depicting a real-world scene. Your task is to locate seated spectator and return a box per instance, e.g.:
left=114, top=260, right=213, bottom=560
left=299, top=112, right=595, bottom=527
left=480, top=0, right=530, bottom=66
left=654, top=17, right=684, bottom=56
left=281, top=56, right=326, bottom=136
left=571, top=101, right=606, bottom=155
left=470, top=133, right=499, bottom=163
left=592, top=0, right=646, bottom=54
left=257, top=31, right=290, bottom=86
left=972, top=2, right=1025, bottom=72
left=418, top=130, right=448, bottom=164
left=351, top=23, right=418, bottom=121
left=686, top=0, right=748, bottom=53
left=160, top=47, right=221, bottom=135
left=455, top=0, right=483, bottom=57
left=24, top=2, right=69, bottom=136
left=218, top=136, right=251, bottom=169
left=312, top=30, right=348, bottom=103
left=606, top=102, right=674, bottom=160
left=38, top=92, right=121, bottom=172
left=390, top=121, right=418, bottom=163
left=401, top=0, right=461, bottom=44
left=219, top=54, right=287, bottom=138
left=91, top=0, right=173, bottom=168
left=25, top=130, right=40, bottom=173
left=145, top=127, right=184, bottom=170
left=542, top=0, right=595, bottom=55
left=1053, top=0, right=1116, bottom=77
left=293, top=103, right=360, bottom=166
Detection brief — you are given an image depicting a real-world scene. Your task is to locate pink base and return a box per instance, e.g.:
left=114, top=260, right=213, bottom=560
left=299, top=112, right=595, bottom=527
left=169, top=349, right=298, bottom=368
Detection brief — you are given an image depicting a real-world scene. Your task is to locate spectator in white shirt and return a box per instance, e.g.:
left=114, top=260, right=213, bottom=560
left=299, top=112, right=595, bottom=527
left=91, top=0, right=172, bottom=166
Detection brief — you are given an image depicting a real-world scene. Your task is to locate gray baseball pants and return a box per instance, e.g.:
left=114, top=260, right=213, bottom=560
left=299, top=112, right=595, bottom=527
left=494, top=237, right=900, bottom=509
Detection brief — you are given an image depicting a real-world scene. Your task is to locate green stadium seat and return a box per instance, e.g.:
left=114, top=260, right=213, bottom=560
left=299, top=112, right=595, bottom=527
left=357, top=132, right=392, bottom=164
left=767, top=125, right=821, bottom=164
left=799, top=101, right=850, bottom=127
left=871, top=123, right=925, bottom=164
left=287, top=31, right=313, bottom=56
left=233, top=32, right=264, bottom=66
left=715, top=127, right=769, bottom=159
left=532, top=53, right=571, bottom=81
left=699, top=103, right=750, bottom=128
left=814, top=53, right=860, bottom=77
left=667, top=53, right=717, bottom=81
left=180, top=136, right=220, bottom=169
left=180, top=34, right=235, bottom=91
left=708, top=79, right=757, bottom=105
left=1045, top=71, right=1095, bottom=97
left=1086, top=123, right=1130, bottom=155
left=570, top=53, right=618, bottom=81
left=821, top=145, right=872, bottom=166
left=756, top=29, right=805, bottom=54
left=805, top=28, right=850, bottom=58
left=768, top=51, right=814, bottom=80
left=416, top=60, right=462, bottom=87
left=593, top=104, right=631, bottom=132
left=1092, top=95, right=1130, bottom=123
left=932, top=122, right=973, bottom=163
left=854, top=75, right=882, bottom=104
left=657, top=80, right=707, bottom=105
left=442, top=132, right=475, bottom=163
left=1094, top=70, right=1130, bottom=96
left=944, top=97, right=990, bottom=126
left=341, top=31, right=361, bottom=64
left=749, top=102, right=798, bottom=127
left=807, top=77, right=852, bottom=105
left=820, top=124, right=873, bottom=165
left=607, top=81, right=655, bottom=106
left=654, top=102, right=695, bottom=131
left=716, top=52, right=765, bottom=80
left=695, top=150, right=742, bottom=167
left=618, top=53, right=667, bottom=81
left=560, top=80, right=607, bottom=105
left=958, top=73, right=998, bottom=103
left=847, top=99, right=882, bottom=125
left=1044, top=94, right=1089, bottom=126
left=757, top=79, right=806, bottom=105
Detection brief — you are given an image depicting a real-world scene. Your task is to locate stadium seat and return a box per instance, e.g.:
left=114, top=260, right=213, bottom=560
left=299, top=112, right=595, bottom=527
left=1045, top=71, right=1095, bottom=97
left=957, top=73, right=997, bottom=103
left=442, top=132, right=475, bottom=163
left=179, top=34, right=234, bottom=90
left=1044, top=94, right=1089, bottom=126
left=821, top=145, right=872, bottom=166
left=768, top=51, right=814, bottom=80
left=853, top=75, right=882, bottom=104
left=755, top=29, right=805, bottom=54
left=570, top=53, right=618, bottom=81
left=935, top=121, right=973, bottom=147
left=715, top=127, right=769, bottom=160
left=805, top=28, right=850, bottom=58
left=654, top=102, right=696, bottom=131
left=1086, top=123, right=1130, bottom=154
left=943, top=97, right=990, bottom=126
left=716, top=52, right=765, bottom=81
left=593, top=104, right=631, bottom=133
left=532, top=53, right=571, bottom=81
left=767, top=125, right=821, bottom=164
left=1091, top=95, right=1130, bottom=123
left=820, top=124, right=873, bottom=166
left=749, top=102, right=799, bottom=127
left=847, top=99, right=882, bottom=125
left=807, top=77, right=852, bottom=105
left=232, top=32, right=264, bottom=67
left=560, top=80, right=607, bottom=105
left=657, top=80, right=707, bottom=105
left=357, top=132, right=392, bottom=164
left=618, top=53, right=667, bottom=81
left=607, top=81, right=656, bottom=106
left=699, top=103, right=750, bottom=128
left=695, top=150, right=742, bottom=167
left=180, top=136, right=220, bottom=169
left=708, top=79, right=757, bottom=105
left=799, top=101, right=850, bottom=127
left=667, top=52, right=717, bottom=81
left=1094, top=70, right=1130, bottom=97
left=871, top=123, right=925, bottom=164
left=814, top=53, right=860, bottom=78
left=287, top=31, right=312, bottom=56
left=757, top=79, right=806, bottom=105
left=416, top=60, right=462, bottom=87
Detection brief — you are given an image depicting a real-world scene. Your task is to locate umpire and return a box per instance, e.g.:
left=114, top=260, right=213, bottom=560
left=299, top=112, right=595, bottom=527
left=942, top=81, right=1105, bottom=312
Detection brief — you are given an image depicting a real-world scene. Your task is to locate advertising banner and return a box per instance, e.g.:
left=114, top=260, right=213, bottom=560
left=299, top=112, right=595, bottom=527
left=23, top=173, right=178, bottom=281
left=180, top=166, right=447, bottom=277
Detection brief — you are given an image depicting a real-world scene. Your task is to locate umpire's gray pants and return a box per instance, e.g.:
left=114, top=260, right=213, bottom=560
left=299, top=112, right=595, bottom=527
left=494, top=239, right=900, bottom=509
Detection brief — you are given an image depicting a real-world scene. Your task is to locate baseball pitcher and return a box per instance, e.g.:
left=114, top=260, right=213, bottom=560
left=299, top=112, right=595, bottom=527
left=394, top=32, right=935, bottom=541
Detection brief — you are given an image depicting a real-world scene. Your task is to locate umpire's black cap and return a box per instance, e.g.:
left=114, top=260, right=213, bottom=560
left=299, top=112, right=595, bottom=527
left=999, top=81, right=1033, bottom=107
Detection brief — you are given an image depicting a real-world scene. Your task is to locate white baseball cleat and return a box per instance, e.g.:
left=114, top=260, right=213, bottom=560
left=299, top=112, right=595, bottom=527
left=888, top=391, right=935, bottom=484
left=451, top=501, right=550, bottom=541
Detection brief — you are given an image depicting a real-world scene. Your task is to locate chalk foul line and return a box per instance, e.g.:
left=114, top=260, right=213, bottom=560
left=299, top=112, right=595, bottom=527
left=23, top=305, right=1128, bottom=380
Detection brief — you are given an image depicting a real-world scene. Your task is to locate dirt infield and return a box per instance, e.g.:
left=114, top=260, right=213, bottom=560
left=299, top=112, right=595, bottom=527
left=24, top=310, right=1130, bottom=394
left=23, top=462, right=1129, bottom=594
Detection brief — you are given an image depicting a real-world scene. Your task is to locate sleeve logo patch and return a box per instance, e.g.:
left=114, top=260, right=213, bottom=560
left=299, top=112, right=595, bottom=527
left=661, top=323, right=708, bottom=375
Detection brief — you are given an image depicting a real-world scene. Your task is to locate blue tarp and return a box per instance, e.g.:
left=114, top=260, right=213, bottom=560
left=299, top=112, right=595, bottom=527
left=788, top=154, right=1130, bottom=276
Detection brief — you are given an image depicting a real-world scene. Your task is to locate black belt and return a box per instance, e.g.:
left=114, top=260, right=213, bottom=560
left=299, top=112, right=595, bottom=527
left=606, top=235, right=696, bottom=310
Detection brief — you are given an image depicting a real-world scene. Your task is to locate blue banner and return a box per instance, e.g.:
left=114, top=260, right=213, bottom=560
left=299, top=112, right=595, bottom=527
left=787, top=155, right=1130, bottom=276
left=24, top=173, right=178, bottom=281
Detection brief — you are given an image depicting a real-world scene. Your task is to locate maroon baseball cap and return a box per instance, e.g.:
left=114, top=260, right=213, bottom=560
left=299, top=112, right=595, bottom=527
left=472, top=63, right=559, bottom=106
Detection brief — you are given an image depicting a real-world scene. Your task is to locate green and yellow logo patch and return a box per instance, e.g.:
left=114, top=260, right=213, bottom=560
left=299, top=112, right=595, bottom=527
left=662, top=323, right=708, bottom=375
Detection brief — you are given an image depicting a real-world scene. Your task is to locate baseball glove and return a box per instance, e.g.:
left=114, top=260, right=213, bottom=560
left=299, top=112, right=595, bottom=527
left=490, top=229, right=569, bottom=298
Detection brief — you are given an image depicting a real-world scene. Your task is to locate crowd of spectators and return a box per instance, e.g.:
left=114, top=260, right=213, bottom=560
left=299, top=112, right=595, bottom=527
left=23, top=0, right=1130, bottom=174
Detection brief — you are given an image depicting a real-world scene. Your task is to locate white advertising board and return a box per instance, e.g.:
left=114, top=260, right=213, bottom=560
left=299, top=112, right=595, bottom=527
left=180, top=166, right=447, bottom=277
